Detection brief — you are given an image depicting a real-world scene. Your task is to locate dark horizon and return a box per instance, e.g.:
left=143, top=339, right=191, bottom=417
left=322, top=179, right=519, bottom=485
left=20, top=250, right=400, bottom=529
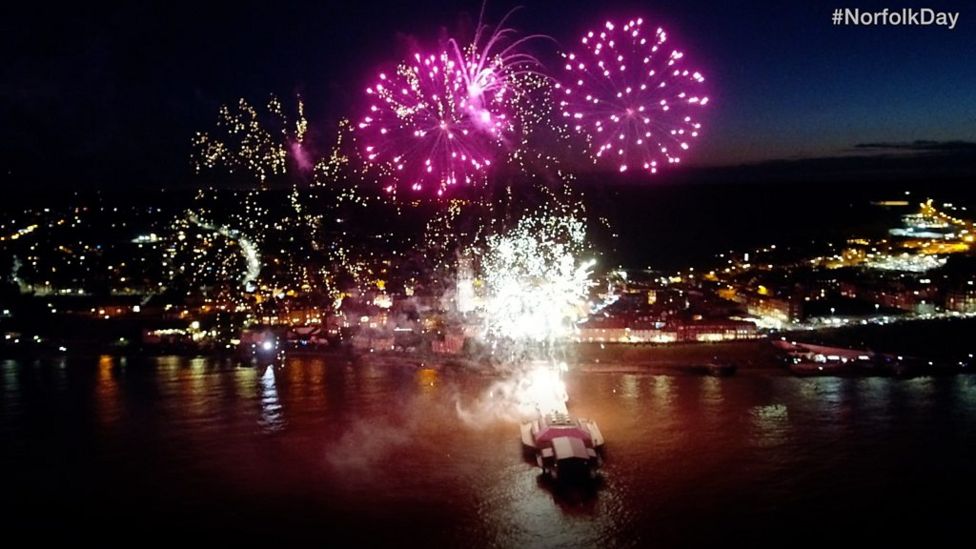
left=2, top=143, right=972, bottom=199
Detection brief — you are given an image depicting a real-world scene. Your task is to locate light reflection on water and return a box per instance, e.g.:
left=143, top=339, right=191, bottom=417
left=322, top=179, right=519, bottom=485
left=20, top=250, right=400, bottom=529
left=749, top=403, right=790, bottom=448
left=1, top=355, right=974, bottom=545
left=259, top=365, right=285, bottom=433
left=94, top=354, right=121, bottom=428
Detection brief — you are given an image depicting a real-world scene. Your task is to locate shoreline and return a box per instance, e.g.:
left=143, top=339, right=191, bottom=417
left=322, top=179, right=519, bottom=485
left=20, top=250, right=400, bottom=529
left=4, top=334, right=972, bottom=378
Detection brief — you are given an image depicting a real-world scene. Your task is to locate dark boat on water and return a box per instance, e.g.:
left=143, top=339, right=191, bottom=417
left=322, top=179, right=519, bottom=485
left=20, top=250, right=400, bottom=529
left=772, top=338, right=967, bottom=377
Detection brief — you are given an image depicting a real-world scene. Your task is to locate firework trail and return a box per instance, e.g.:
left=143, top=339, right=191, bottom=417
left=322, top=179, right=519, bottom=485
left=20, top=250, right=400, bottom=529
left=448, top=5, right=546, bottom=114
left=557, top=18, right=708, bottom=173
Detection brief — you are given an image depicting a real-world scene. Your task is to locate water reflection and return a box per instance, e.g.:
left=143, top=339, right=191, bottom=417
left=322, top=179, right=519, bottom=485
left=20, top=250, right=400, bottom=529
left=478, top=466, right=609, bottom=548
left=3, top=355, right=976, bottom=545
left=619, top=374, right=639, bottom=400
left=803, top=377, right=848, bottom=428
left=259, top=365, right=285, bottom=432
left=650, top=374, right=675, bottom=407
left=700, top=376, right=724, bottom=415
left=955, top=376, right=976, bottom=420
left=536, top=475, right=603, bottom=513
left=94, top=354, right=121, bottom=428
left=749, top=403, right=790, bottom=448
left=417, top=367, right=438, bottom=393
left=1, top=359, right=21, bottom=417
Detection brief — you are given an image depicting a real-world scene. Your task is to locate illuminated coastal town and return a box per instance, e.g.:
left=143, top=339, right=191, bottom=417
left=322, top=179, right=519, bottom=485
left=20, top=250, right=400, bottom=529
left=3, top=192, right=974, bottom=374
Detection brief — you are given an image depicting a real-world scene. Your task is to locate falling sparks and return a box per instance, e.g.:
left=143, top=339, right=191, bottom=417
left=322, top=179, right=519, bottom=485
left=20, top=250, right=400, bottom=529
left=314, top=119, right=352, bottom=184
left=506, top=73, right=580, bottom=180
left=556, top=18, right=708, bottom=174
left=192, top=95, right=309, bottom=184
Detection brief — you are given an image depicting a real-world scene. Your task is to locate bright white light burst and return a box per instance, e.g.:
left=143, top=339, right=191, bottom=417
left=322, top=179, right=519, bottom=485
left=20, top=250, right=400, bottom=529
left=479, top=215, right=595, bottom=345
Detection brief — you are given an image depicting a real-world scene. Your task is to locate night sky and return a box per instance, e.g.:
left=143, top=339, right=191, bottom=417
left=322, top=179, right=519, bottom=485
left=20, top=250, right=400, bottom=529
left=2, top=0, right=974, bottom=190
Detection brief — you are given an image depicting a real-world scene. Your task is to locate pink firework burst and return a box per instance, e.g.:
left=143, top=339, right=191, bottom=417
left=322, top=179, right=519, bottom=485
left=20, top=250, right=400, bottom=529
left=358, top=50, right=513, bottom=197
left=557, top=18, right=709, bottom=174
